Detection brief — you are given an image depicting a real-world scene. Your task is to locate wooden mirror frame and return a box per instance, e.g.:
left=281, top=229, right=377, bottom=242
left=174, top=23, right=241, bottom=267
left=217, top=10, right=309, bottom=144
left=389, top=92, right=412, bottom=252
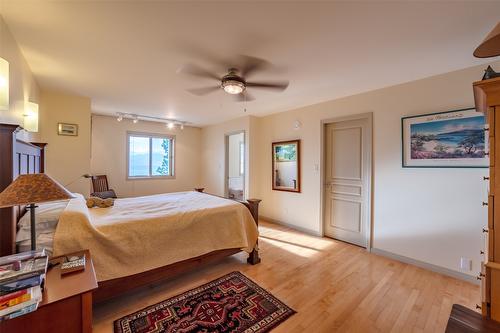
left=272, top=139, right=301, bottom=193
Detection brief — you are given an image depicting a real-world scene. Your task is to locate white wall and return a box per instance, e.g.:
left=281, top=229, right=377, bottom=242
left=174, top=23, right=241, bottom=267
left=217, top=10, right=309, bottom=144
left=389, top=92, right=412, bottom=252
left=39, top=90, right=92, bottom=196
left=91, top=115, right=202, bottom=197
left=252, top=61, right=500, bottom=277
left=0, top=16, right=39, bottom=142
left=201, top=116, right=250, bottom=197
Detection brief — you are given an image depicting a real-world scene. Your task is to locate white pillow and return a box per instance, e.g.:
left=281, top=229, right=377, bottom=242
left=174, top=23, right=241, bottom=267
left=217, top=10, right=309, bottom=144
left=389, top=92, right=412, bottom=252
left=17, top=200, right=69, bottom=231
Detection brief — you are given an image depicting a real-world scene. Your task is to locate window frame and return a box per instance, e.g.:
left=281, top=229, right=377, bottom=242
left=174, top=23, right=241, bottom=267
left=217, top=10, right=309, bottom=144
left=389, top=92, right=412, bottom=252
left=126, top=131, right=175, bottom=180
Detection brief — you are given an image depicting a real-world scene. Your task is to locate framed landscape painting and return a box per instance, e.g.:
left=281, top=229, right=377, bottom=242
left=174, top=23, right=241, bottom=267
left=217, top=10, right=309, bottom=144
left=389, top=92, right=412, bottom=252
left=402, top=108, right=488, bottom=168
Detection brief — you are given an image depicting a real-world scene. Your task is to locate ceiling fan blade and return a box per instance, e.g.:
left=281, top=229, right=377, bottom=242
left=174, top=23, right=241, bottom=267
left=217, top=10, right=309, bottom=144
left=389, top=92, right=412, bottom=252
left=246, top=81, right=289, bottom=91
left=238, top=55, right=272, bottom=78
left=175, top=41, right=231, bottom=71
left=233, top=92, right=255, bottom=102
left=177, top=64, right=220, bottom=81
left=186, top=86, right=220, bottom=96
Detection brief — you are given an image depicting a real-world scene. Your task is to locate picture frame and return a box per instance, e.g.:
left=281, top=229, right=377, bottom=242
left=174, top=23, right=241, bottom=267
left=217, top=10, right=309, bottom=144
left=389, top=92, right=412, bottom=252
left=402, top=108, right=488, bottom=168
left=57, top=123, right=78, bottom=136
left=272, top=140, right=301, bottom=192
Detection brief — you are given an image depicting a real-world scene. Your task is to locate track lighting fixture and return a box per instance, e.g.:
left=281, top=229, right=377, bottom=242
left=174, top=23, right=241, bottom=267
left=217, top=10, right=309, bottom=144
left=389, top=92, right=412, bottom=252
left=115, top=112, right=187, bottom=130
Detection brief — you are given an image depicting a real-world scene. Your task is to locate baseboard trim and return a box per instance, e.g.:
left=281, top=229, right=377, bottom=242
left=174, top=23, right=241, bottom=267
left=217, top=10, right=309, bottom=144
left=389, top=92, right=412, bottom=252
left=260, top=216, right=322, bottom=237
left=371, top=248, right=478, bottom=285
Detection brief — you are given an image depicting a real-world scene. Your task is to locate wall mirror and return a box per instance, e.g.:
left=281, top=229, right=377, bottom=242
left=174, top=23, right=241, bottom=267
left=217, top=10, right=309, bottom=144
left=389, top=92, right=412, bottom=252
left=272, top=140, right=300, bottom=192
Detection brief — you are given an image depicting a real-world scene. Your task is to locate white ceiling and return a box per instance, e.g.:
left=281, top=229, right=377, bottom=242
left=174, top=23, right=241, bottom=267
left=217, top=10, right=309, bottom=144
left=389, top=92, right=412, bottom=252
left=1, top=1, right=499, bottom=126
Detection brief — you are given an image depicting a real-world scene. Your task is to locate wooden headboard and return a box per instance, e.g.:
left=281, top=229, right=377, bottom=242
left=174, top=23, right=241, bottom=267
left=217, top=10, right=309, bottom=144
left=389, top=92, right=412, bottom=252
left=0, top=123, right=47, bottom=256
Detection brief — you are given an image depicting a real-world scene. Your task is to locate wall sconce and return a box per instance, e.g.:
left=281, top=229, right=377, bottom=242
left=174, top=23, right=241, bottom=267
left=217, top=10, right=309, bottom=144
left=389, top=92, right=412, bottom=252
left=0, top=58, right=9, bottom=111
left=23, top=101, right=39, bottom=132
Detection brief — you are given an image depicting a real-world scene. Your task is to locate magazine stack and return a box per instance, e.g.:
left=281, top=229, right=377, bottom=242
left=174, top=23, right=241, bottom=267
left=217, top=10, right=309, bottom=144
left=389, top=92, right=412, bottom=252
left=0, top=249, right=48, bottom=321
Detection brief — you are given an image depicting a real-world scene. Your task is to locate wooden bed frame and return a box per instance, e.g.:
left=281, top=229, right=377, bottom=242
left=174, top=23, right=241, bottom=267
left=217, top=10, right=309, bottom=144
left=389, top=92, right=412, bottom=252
left=0, top=123, right=261, bottom=304
left=94, top=188, right=261, bottom=303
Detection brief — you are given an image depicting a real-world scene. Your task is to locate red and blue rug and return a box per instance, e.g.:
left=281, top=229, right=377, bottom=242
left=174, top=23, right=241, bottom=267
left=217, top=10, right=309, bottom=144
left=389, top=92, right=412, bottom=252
left=114, top=271, right=296, bottom=333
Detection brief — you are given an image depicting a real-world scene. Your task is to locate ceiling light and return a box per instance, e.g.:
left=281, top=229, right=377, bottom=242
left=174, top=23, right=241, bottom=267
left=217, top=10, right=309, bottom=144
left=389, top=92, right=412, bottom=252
left=222, top=80, right=245, bottom=95
left=133, top=116, right=139, bottom=124
left=117, top=114, right=123, bottom=122
left=167, top=122, right=175, bottom=129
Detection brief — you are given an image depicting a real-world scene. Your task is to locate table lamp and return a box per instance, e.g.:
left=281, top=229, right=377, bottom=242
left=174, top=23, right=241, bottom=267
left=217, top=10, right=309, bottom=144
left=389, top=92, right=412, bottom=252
left=0, top=173, right=74, bottom=250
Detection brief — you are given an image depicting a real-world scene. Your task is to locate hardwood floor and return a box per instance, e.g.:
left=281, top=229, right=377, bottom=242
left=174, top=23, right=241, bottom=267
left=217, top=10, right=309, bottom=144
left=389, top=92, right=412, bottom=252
left=93, top=221, right=479, bottom=332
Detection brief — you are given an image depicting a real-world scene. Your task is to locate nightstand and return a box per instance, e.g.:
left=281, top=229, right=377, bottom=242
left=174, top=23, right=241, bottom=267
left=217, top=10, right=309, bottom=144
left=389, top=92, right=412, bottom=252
left=0, top=250, right=98, bottom=333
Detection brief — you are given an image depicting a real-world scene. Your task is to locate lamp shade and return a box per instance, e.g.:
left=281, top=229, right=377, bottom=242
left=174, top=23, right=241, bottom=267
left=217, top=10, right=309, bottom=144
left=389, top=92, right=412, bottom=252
left=0, top=173, right=75, bottom=208
left=474, top=22, right=500, bottom=58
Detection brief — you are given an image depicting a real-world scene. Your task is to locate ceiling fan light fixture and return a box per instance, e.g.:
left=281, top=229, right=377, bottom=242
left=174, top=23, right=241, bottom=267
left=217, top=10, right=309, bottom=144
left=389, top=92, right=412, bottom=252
left=222, top=80, right=245, bottom=95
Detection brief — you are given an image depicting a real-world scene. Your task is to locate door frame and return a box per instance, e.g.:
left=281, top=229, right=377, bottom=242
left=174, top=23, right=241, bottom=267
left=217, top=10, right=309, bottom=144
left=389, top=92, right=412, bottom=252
left=319, top=112, right=373, bottom=250
left=224, top=130, right=246, bottom=199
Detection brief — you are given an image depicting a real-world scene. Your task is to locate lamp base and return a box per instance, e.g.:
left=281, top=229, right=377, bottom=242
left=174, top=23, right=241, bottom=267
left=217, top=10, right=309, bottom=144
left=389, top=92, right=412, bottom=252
left=27, top=203, right=38, bottom=251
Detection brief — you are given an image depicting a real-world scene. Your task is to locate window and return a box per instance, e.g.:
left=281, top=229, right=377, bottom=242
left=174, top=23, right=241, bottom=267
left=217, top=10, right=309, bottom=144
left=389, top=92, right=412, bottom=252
left=127, top=133, right=174, bottom=178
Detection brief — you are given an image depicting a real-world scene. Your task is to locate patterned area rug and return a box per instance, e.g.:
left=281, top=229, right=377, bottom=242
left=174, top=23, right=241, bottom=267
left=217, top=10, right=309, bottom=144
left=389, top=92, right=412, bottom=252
left=114, top=271, right=296, bottom=333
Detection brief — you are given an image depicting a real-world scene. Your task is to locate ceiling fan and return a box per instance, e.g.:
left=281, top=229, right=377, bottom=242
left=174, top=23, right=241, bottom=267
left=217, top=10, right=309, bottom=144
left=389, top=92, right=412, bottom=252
left=178, top=55, right=289, bottom=102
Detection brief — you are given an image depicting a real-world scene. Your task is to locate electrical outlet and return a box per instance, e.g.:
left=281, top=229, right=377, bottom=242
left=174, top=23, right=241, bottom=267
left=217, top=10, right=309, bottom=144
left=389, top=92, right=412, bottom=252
left=460, top=257, right=472, bottom=271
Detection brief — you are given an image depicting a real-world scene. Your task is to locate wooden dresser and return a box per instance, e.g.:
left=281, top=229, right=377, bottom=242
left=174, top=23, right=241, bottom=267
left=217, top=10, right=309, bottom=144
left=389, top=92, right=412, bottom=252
left=474, top=76, right=500, bottom=321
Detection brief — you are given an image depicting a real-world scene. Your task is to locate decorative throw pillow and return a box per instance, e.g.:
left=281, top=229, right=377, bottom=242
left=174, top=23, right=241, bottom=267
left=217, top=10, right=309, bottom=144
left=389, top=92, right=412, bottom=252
left=90, top=190, right=117, bottom=199
left=86, top=196, right=115, bottom=208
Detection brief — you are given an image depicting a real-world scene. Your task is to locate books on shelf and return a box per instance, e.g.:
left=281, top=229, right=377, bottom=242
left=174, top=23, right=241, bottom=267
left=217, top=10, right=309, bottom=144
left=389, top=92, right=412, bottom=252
left=0, top=287, right=41, bottom=321
left=0, top=250, right=48, bottom=321
left=0, top=249, right=48, bottom=285
left=0, top=287, right=32, bottom=310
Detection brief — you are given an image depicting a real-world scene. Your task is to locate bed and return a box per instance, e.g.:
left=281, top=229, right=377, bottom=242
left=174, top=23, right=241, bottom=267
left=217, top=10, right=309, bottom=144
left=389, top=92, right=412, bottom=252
left=0, top=123, right=261, bottom=303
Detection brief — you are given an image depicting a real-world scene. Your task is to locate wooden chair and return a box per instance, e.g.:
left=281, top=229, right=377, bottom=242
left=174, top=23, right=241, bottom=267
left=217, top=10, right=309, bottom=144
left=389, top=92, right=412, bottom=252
left=90, top=175, right=117, bottom=199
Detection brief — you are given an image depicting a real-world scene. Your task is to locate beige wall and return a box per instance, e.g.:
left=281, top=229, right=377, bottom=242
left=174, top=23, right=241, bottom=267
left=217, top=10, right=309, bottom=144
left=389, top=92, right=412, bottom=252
left=0, top=16, right=92, bottom=194
left=91, top=115, right=202, bottom=197
left=201, top=116, right=261, bottom=198
left=39, top=91, right=91, bottom=196
left=0, top=16, right=39, bottom=142
left=251, top=61, right=500, bottom=277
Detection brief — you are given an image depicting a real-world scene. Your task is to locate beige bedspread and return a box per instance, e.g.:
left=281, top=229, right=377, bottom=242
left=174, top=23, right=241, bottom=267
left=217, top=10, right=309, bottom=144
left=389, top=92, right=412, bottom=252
left=53, top=191, right=258, bottom=281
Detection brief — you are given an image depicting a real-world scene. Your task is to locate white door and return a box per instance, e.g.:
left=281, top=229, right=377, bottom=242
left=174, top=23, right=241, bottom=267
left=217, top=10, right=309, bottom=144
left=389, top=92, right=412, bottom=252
left=225, top=132, right=245, bottom=201
left=324, top=117, right=371, bottom=247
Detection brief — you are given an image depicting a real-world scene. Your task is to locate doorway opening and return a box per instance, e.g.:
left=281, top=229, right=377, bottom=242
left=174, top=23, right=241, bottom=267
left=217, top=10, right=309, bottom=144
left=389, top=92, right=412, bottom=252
left=225, top=131, right=245, bottom=201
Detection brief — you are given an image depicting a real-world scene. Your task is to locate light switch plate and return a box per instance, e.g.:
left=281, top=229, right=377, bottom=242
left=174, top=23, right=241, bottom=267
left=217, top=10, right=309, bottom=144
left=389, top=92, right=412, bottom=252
left=460, top=257, right=472, bottom=271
